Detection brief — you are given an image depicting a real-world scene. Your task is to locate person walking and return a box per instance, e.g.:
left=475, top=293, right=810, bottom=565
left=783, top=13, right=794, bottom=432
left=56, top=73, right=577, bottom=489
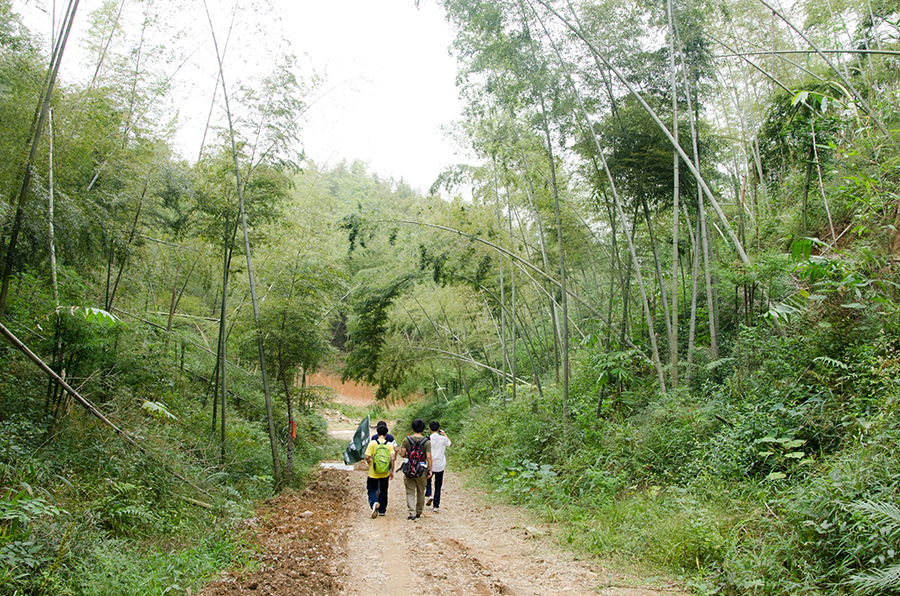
left=399, top=418, right=432, bottom=521
left=425, top=420, right=451, bottom=512
left=364, top=424, right=395, bottom=518
left=371, top=420, right=397, bottom=448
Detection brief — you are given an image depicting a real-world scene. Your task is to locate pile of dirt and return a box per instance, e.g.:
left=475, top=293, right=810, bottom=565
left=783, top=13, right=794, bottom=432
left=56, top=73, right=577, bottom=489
left=198, top=469, right=352, bottom=596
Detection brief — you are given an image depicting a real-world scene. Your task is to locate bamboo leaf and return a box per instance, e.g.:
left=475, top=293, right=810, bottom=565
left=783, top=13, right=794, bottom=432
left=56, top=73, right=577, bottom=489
left=141, top=401, right=177, bottom=421
left=792, top=90, right=809, bottom=107
left=61, top=306, right=119, bottom=327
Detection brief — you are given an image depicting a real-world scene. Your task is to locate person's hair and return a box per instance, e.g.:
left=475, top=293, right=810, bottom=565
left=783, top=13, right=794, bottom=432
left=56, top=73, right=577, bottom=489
left=377, top=424, right=388, bottom=437
left=376, top=420, right=388, bottom=430
left=429, top=420, right=440, bottom=432
left=412, top=418, right=426, bottom=433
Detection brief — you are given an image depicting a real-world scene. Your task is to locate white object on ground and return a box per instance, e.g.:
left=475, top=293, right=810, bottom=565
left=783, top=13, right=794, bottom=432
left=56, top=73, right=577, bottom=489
left=320, top=462, right=355, bottom=471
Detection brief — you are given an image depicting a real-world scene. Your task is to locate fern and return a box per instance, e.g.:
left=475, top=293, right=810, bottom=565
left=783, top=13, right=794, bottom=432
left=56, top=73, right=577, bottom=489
left=846, top=500, right=900, bottom=593
left=705, top=357, right=736, bottom=371
left=847, top=500, right=900, bottom=539
left=849, top=563, right=900, bottom=593
left=109, top=482, right=140, bottom=497
left=814, top=356, right=849, bottom=370
left=96, top=482, right=158, bottom=536
left=141, top=401, right=177, bottom=421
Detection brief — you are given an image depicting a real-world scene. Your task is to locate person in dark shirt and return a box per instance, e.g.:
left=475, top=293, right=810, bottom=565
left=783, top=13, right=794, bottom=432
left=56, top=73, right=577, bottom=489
left=371, top=420, right=396, bottom=446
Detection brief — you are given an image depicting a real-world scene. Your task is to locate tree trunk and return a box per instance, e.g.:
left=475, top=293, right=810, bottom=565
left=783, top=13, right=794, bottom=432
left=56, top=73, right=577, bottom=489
left=639, top=193, right=674, bottom=369
left=677, top=36, right=717, bottom=361
left=108, top=179, right=149, bottom=311
left=164, top=260, right=181, bottom=349
left=519, top=148, right=561, bottom=384
left=545, top=0, right=751, bottom=265
left=685, top=205, right=701, bottom=383
left=281, top=350, right=294, bottom=485
left=48, top=108, right=58, bottom=307
left=667, top=0, right=680, bottom=388
left=801, top=142, right=814, bottom=238
left=507, top=184, right=518, bottom=403
left=532, top=91, right=569, bottom=420
left=492, top=167, right=509, bottom=393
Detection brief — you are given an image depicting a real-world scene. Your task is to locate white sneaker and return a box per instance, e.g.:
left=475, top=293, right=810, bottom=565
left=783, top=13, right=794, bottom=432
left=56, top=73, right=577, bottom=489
left=371, top=503, right=379, bottom=518
left=426, top=498, right=433, bottom=506
left=433, top=507, right=439, bottom=513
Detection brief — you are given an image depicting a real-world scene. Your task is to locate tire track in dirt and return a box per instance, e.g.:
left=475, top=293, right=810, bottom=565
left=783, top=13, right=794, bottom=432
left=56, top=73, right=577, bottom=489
left=335, top=464, right=683, bottom=596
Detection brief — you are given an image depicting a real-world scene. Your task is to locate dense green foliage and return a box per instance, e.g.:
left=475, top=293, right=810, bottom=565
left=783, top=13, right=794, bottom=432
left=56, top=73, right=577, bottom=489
left=378, top=0, right=900, bottom=593
left=5, top=0, right=900, bottom=593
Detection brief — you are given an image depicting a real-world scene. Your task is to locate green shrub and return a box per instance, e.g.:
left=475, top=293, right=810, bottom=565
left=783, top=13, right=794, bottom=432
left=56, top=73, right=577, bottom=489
left=56, top=529, right=251, bottom=596
left=494, top=459, right=562, bottom=504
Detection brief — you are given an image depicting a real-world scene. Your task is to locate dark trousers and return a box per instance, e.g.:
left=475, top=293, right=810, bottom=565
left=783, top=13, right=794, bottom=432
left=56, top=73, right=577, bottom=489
left=425, top=470, right=444, bottom=508
left=367, top=476, right=389, bottom=514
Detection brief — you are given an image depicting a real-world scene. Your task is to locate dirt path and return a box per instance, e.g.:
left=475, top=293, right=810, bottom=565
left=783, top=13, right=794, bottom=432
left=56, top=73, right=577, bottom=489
left=199, top=461, right=683, bottom=596
left=336, top=464, right=681, bottom=596
left=199, top=388, right=684, bottom=595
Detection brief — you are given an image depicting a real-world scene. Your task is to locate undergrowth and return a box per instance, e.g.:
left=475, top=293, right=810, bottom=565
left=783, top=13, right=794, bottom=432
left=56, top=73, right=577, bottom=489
left=0, top=294, right=329, bottom=596
left=404, top=314, right=900, bottom=595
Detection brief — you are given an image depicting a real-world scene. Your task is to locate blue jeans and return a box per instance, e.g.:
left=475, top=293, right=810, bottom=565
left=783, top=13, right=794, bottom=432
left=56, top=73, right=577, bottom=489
left=367, top=476, right=389, bottom=514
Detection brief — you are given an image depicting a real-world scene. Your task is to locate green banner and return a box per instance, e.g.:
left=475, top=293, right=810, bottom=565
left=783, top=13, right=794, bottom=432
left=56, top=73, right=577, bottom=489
left=343, top=415, right=370, bottom=465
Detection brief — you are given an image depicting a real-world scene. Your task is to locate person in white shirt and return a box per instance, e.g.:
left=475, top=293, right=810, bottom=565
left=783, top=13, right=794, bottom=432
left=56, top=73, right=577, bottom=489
left=425, top=420, right=452, bottom=512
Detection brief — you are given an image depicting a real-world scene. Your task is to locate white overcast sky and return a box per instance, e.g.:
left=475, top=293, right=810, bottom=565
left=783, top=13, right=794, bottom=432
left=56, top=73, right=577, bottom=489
left=277, top=0, right=465, bottom=192
left=18, top=0, right=465, bottom=193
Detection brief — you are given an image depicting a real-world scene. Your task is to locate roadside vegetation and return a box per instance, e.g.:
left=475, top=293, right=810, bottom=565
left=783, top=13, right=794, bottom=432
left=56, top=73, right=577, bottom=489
left=4, top=0, right=900, bottom=594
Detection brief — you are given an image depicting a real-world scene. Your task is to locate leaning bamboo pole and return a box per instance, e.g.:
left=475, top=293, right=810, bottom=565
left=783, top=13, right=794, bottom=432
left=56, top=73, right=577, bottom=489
left=536, top=0, right=751, bottom=266
left=0, top=320, right=212, bottom=498
left=754, top=0, right=890, bottom=137
left=528, top=0, right=667, bottom=391
left=202, top=0, right=281, bottom=485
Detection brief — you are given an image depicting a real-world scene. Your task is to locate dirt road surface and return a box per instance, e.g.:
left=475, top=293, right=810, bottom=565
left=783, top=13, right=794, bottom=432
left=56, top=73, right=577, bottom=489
left=198, top=462, right=683, bottom=596
left=199, top=384, right=684, bottom=595
left=336, top=463, right=683, bottom=596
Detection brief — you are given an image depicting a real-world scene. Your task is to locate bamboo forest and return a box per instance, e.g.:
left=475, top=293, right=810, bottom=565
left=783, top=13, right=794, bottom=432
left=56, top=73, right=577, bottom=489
left=4, top=0, right=900, bottom=593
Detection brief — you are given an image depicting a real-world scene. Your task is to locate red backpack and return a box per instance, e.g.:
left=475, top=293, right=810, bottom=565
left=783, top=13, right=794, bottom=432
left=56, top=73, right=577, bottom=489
left=402, top=436, right=428, bottom=478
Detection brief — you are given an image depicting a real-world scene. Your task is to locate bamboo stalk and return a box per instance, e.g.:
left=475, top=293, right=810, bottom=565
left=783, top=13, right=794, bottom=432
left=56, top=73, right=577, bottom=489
left=717, top=48, right=900, bottom=58
left=202, top=0, right=281, bottom=485
left=0, top=0, right=80, bottom=319
left=538, top=0, right=751, bottom=265
left=529, top=0, right=667, bottom=390
left=754, top=0, right=890, bottom=137
left=0, top=321, right=212, bottom=498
